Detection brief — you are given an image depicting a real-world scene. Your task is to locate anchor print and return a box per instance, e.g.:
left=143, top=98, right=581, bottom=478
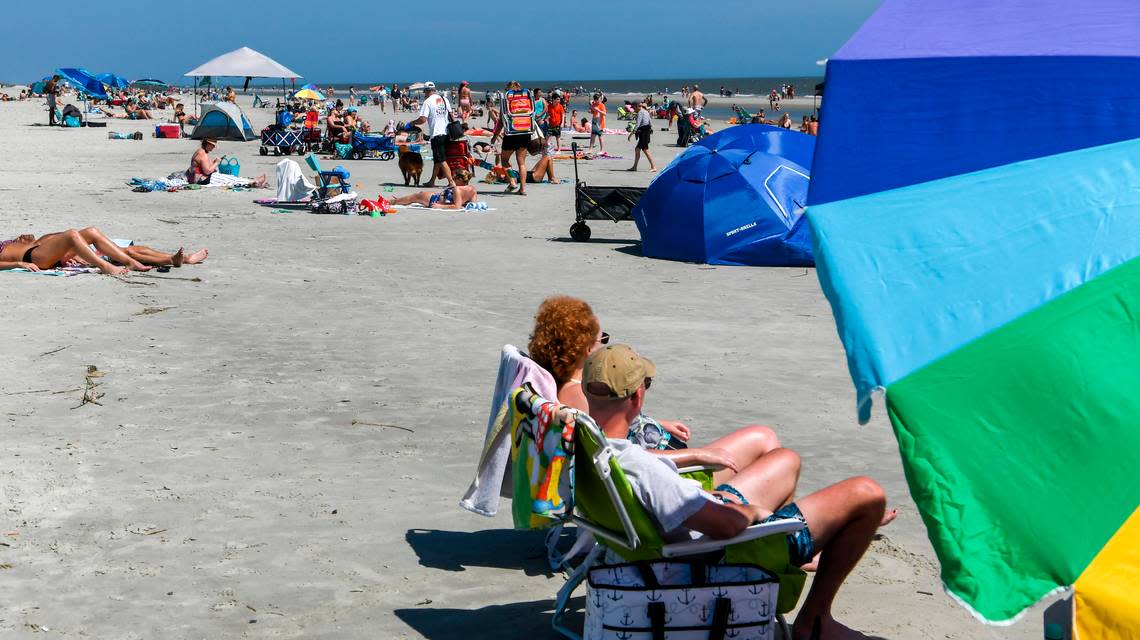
left=606, top=590, right=624, bottom=602
left=698, top=605, right=711, bottom=623
left=616, top=631, right=633, bottom=640
left=620, top=611, right=635, bottom=627
left=712, top=586, right=728, bottom=598
left=646, top=589, right=662, bottom=602
left=677, top=589, right=697, bottom=605
left=591, top=590, right=604, bottom=608
left=726, top=628, right=741, bottom=638
left=747, top=583, right=764, bottom=595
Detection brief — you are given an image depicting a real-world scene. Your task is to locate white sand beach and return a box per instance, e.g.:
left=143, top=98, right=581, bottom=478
left=0, top=95, right=1051, bottom=639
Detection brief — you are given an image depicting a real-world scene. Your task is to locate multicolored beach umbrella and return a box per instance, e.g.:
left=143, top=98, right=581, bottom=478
left=805, top=0, right=1140, bottom=629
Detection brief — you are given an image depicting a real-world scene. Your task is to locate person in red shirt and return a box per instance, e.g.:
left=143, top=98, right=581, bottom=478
left=546, top=91, right=566, bottom=153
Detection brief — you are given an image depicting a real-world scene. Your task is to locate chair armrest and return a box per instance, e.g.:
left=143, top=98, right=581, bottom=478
left=660, top=517, right=805, bottom=558
left=675, top=464, right=724, bottom=474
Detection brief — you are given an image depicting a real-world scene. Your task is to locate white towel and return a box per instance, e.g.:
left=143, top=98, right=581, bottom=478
left=275, top=159, right=316, bottom=202
left=460, top=345, right=557, bottom=517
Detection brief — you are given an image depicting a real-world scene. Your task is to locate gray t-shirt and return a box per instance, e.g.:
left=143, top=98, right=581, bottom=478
left=610, top=438, right=713, bottom=534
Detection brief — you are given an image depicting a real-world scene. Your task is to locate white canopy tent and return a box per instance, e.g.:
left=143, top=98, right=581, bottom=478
left=184, top=46, right=301, bottom=113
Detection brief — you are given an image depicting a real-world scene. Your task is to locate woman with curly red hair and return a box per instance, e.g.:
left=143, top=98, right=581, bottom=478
left=527, top=295, right=606, bottom=412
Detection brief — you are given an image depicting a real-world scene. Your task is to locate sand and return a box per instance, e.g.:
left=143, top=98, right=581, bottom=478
left=0, top=94, right=1052, bottom=639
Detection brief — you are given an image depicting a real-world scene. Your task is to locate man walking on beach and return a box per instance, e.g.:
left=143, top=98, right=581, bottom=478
left=407, top=82, right=454, bottom=188
left=627, top=102, right=657, bottom=172
left=44, top=75, right=60, bottom=126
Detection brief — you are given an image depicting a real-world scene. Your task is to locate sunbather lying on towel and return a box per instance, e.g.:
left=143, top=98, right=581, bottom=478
left=0, top=230, right=208, bottom=274
left=583, top=344, right=896, bottom=640
left=0, top=228, right=149, bottom=275
left=391, top=169, right=478, bottom=209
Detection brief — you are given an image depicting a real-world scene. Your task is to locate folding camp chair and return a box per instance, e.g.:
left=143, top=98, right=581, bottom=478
left=507, top=386, right=805, bottom=639
left=305, top=153, right=351, bottom=199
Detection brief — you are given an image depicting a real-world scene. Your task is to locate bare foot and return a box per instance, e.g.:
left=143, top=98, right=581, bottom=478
left=101, top=264, right=130, bottom=276
left=184, top=248, right=208, bottom=265
left=171, top=248, right=185, bottom=268
left=800, top=552, right=822, bottom=572
left=881, top=508, right=898, bottom=527
left=792, top=614, right=874, bottom=640
left=130, top=261, right=152, bottom=272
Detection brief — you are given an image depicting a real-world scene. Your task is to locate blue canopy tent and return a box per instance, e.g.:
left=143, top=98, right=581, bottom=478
left=632, top=124, right=815, bottom=266
left=808, top=0, right=1140, bottom=206
left=96, top=73, right=130, bottom=90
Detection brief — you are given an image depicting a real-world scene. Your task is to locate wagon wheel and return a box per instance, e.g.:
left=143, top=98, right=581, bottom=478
left=352, top=149, right=364, bottom=160
left=283, top=146, right=292, bottom=155
left=570, top=222, right=592, bottom=242
left=259, top=146, right=268, bottom=156
left=380, top=151, right=394, bottom=161
left=293, top=145, right=305, bottom=156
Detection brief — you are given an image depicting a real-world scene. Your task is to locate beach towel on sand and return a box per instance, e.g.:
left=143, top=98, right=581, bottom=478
left=460, top=345, right=556, bottom=518
left=275, top=159, right=316, bottom=202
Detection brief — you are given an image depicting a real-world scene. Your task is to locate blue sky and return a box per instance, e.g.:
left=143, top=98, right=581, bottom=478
left=3, top=0, right=880, bottom=84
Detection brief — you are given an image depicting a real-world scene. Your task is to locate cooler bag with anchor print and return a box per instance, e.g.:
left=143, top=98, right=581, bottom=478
left=585, top=560, right=779, bottom=640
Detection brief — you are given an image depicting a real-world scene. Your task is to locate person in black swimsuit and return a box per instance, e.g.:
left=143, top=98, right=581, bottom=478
left=0, top=228, right=153, bottom=275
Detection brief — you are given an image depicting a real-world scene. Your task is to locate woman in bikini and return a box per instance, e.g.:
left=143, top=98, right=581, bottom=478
left=188, top=138, right=221, bottom=185
left=391, top=169, right=478, bottom=210
left=0, top=230, right=208, bottom=274
left=458, top=81, right=473, bottom=121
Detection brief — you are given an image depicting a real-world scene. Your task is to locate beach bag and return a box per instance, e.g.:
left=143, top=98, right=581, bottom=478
left=335, top=143, right=353, bottom=159
left=585, top=561, right=779, bottom=640
left=509, top=386, right=575, bottom=529
left=219, top=157, right=240, bottom=176
left=502, top=89, right=535, bottom=136
left=310, top=193, right=358, bottom=215
left=63, top=115, right=81, bottom=127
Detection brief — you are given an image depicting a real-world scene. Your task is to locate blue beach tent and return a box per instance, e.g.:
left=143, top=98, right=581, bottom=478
left=189, top=102, right=256, bottom=141
left=632, top=125, right=815, bottom=266
left=809, top=0, right=1140, bottom=206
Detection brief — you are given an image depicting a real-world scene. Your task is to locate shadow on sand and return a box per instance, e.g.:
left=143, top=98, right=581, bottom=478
left=405, top=528, right=554, bottom=577
left=395, top=596, right=583, bottom=640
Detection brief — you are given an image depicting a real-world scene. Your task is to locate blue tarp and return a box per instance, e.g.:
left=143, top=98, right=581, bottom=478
left=808, top=0, right=1140, bottom=206
left=55, top=68, right=109, bottom=101
left=632, top=125, right=815, bottom=266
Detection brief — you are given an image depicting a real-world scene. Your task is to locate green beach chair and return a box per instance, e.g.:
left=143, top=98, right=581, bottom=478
left=508, top=386, right=805, bottom=639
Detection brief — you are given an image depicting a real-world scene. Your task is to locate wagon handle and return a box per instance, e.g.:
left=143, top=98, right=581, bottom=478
left=572, top=142, right=581, bottom=186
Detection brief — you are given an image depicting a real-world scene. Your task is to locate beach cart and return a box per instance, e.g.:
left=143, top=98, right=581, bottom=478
left=569, top=142, right=646, bottom=242
left=349, top=131, right=397, bottom=161
left=259, top=127, right=305, bottom=156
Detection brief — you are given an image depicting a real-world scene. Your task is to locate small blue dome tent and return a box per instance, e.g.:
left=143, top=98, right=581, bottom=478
left=190, top=102, right=256, bottom=141
left=632, top=125, right=815, bottom=266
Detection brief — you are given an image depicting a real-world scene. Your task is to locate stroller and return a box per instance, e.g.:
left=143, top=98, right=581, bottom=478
left=568, top=142, right=646, bottom=242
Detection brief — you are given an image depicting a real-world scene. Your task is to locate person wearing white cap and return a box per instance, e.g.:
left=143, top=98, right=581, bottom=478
left=406, top=81, right=455, bottom=188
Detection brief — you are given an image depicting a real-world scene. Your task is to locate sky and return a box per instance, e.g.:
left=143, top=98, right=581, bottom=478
left=1, top=0, right=882, bottom=84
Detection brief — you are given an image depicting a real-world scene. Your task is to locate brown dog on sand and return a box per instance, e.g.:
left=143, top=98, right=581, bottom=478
left=398, top=145, right=424, bottom=186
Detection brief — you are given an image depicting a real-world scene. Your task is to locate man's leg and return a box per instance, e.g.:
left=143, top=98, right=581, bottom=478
left=790, top=477, right=886, bottom=640
left=712, top=447, right=800, bottom=512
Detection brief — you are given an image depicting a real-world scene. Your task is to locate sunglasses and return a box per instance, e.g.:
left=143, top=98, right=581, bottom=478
left=598, top=332, right=610, bottom=345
